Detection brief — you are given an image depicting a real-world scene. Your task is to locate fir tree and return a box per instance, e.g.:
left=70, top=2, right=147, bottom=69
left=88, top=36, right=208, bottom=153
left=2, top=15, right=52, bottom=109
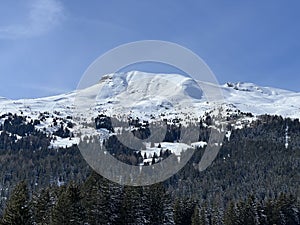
left=191, top=205, right=201, bottom=225
left=121, top=186, right=146, bottom=225
left=1, top=181, right=31, bottom=225
left=148, top=183, right=174, bottom=225
left=51, top=182, right=84, bottom=225
left=224, top=201, right=238, bottom=225
left=82, top=171, right=126, bottom=224
left=32, top=188, right=53, bottom=225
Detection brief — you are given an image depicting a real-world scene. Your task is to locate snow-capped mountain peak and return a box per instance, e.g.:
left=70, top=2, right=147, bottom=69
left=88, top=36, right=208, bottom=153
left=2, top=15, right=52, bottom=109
left=96, top=71, right=203, bottom=101
left=0, top=71, right=300, bottom=120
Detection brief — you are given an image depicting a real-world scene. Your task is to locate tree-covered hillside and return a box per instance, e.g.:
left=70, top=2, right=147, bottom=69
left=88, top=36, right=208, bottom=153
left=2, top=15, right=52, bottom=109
left=0, top=113, right=299, bottom=224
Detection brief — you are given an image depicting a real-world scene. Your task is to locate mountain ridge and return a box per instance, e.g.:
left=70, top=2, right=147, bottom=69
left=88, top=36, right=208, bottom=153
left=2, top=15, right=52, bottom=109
left=1, top=71, right=300, bottom=118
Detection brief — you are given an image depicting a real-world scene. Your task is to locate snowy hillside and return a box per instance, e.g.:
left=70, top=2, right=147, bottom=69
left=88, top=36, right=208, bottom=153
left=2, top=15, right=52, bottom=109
left=1, top=71, right=299, bottom=119
left=0, top=71, right=299, bottom=166
left=222, top=82, right=300, bottom=117
left=0, top=71, right=300, bottom=136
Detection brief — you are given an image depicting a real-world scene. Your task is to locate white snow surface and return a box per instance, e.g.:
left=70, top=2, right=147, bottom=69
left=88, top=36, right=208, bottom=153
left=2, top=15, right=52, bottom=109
left=1, top=71, right=299, bottom=120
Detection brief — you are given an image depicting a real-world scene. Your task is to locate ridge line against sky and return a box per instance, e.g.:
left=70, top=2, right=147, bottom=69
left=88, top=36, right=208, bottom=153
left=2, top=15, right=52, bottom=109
left=0, top=0, right=299, bottom=99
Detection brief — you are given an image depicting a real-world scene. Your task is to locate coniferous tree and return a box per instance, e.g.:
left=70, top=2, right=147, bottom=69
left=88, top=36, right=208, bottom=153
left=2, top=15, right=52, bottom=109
left=121, top=186, right=145, bottom=225
left=173, top=199, right=183, bottom=225
left=82, top=172, right=100, bottom=224
left=199, top=203, right=210, bottom=225
left=51, top=182, right=84, bottom=225
left=210, top=203, right=224, bottom=225
left=82, top=172, right=124, bottom=224
left=274, top=193, right=300, bottom=225
left=1, top=181, right=31, bottom=225
left=224, top=201, right=239, bottom=225
left=32, top=188, right=53, bottom=225
left=147, top=183, right=174, bottom=225
left=174, top=198, right=195, bottom=225
left=191, top=205, right=201, bottom=225
left=108, top=181, right=123, bottom=224
left=162, top=192, right=175, bottom=225
left=243, top=195, right=259, bottom=225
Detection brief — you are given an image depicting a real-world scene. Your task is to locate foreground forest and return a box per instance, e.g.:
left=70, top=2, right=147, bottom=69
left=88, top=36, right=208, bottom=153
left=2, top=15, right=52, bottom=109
left=1, top=173, right=299, bottom=225
left=0, top=113, right=299, bottom=224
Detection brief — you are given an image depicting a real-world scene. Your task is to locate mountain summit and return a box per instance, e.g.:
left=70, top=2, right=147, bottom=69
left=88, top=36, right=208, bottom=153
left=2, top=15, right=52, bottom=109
left=1, top=71, right=300, bottom=119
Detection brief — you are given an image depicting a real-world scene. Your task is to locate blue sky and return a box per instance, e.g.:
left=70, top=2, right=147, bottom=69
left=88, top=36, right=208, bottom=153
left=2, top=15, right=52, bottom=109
left=0, top=0, right=299, bottom=99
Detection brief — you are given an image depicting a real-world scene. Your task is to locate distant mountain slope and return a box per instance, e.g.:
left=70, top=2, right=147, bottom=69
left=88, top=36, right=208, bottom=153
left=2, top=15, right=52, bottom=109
left=222, top=81, right=300, bottom=117
left=0, top=71, right=300, bottom=120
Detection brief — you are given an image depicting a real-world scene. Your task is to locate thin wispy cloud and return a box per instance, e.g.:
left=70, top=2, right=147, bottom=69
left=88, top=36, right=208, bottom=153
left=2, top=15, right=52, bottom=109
left=0, top=0, right=64, bottom=39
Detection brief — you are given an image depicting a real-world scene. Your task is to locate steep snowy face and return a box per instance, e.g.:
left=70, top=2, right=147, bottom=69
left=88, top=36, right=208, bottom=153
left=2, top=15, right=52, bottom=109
left=72, top=71, right=205, bottom=120
left=95, top=71, right=203, bottom=104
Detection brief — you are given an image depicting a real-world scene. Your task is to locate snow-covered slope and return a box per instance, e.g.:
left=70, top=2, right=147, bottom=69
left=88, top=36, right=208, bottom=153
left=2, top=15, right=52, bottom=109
left=0, top=71, right=300, bottom=119
left=1, top=71, right=299, bottom=158
left=222, top=82, right=300, bottom=117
